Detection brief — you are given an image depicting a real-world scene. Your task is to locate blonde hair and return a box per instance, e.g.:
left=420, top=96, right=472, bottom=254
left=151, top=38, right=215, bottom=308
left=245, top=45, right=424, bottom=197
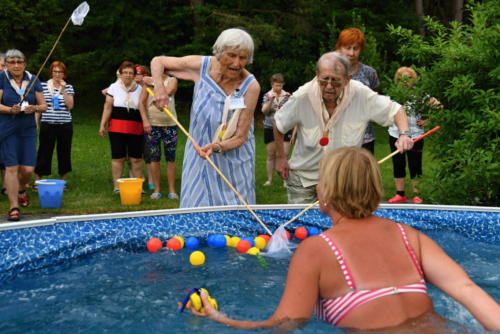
left=319, top=147, right=383, bottom=218
left=394, top=66, right=417, bottom=82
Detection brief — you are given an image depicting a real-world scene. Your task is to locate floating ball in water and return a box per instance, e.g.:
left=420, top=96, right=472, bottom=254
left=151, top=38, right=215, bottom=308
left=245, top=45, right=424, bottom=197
left=253, top=236, right=267, bottom=250
left=224, top=235, right=231, bottom=245
left=285, top=230, right=291, bottom=240
left=294, top=227, right=308, bottom=239
left=229, top=236, right=240, bottom=248
left=188, top=288, right=218, bottom=312
left=258, top=234, right=271, bottom=242
left=173, top=236, right=185, bottom=248
left=241, top=237, right=255, bottom=247
left=147, top=238, right=163, bottom=253
left=185, top=236, right=200, bottom=249
left=247, top=247, right=260, bottom=256
left=307, top=227, right=320, bottom=236
left=190, top=251, right=205, bottom=266
left=166, top=238, right=182, bottom=251
left=236, top=239, right=251, bottom=253
left=207, top=234, right=226, bottom=248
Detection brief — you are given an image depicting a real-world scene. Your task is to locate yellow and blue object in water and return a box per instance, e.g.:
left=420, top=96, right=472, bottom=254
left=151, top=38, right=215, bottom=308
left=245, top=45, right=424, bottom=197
left=178, top=288, right=218, bottom=313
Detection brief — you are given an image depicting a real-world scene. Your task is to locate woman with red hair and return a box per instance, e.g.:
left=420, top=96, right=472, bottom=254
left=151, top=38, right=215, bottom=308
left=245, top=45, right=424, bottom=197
left=336, top=28, right=379, bottom=153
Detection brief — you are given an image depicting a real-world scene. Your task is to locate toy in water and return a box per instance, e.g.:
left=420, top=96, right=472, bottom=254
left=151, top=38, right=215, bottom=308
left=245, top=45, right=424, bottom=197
left=247, top=247, right=260, bottom=256
left=253, top=236, right=267, bottom=250
left=241, top=237, right=255, bottom=247
left=190, top=251, right=205, bottom=266
left=258, top=234, right=271, bottom=242
left=224, top=235, right=231, bottom=245
left=207, top=234, right=226, bottom=248
left=147, top=238, right=162, bottom=253
left=307, top=226, right=320, bottom=236
left=173, top=236, right=185, bottom=248
left=236, top=239, right=252, bottom=253
left=294, top=227, right=308, bottom=239
left=285, top=230, right=292, bottom=240
left=166, top=238, right=182, bottom=251
left=229, top=236, right=240, bottom=248
left=178, top=288, right=218, bottom=313
left=185, top=236, right=200, bottom=249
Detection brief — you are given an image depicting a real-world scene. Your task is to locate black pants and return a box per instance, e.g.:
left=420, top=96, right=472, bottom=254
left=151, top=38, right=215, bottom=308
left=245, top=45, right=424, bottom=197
left=35, top=122, right=73, bottom=176
left=389, top=135, right=424, bottom=178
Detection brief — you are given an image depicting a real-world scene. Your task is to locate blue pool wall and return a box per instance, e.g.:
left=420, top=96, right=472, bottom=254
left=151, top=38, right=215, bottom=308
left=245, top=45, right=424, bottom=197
left=0, top=204, right=498, bottom=284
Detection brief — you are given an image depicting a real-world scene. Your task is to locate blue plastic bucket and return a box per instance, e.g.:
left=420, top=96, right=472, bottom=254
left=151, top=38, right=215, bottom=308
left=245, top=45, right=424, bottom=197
left=36, top=179, right=66, bottom=208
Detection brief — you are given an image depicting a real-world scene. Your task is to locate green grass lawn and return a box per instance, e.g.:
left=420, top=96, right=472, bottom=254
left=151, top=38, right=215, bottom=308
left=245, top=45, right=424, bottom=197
left=0, top=100, right=433, bottom=217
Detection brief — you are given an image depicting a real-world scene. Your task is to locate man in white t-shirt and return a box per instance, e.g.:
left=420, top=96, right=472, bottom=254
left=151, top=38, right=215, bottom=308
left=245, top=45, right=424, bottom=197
left=274, top=51, right=414, bottom=204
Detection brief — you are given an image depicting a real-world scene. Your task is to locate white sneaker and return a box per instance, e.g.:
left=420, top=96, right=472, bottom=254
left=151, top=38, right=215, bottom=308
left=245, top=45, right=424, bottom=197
left=263, top=180, right=272, bottom=186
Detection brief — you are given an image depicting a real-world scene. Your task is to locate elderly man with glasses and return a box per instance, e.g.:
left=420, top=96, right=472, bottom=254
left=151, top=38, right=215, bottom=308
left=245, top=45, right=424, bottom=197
left=274, top=51, right=413, bottom=204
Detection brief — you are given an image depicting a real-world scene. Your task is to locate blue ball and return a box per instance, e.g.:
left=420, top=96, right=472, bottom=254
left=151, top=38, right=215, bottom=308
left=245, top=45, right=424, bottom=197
left=307, top=227, right=320, bottom=236
left=208, top=234, right=226, bottom=248
left=241, top=237, right=255, bottom=247
left=185, top=236, right=200, bottom=249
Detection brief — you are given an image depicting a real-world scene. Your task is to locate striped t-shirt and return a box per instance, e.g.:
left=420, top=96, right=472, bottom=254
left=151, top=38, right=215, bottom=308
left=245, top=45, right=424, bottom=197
left=41, top=82, right=75, bottom=124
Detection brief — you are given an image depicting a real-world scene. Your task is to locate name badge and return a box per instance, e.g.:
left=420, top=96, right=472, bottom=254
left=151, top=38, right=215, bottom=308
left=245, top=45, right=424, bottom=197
left=52, top=96, right=60, bottom=110
left=229, top=96, right=246, bottom=110
left=20, top=101, right=29, bottom=111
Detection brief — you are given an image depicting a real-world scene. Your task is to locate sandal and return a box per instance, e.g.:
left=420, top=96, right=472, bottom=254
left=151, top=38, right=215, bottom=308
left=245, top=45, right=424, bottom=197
left=150, top=192, right=162, bottom=200
left=167, top=192, right=179, bottom=200
left=18, top=190, right=30, bottom=207
left=7, top=207, right=21, bottom=222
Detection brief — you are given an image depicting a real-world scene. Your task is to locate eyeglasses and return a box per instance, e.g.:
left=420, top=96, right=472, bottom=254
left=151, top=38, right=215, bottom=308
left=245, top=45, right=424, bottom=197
left=121, top=71, right=134, bottom=76
left=52, top=70, right=64, bottom=74
left=6, top=60, right=25, bottom=65
left=318, top=76, right=343, bottom=87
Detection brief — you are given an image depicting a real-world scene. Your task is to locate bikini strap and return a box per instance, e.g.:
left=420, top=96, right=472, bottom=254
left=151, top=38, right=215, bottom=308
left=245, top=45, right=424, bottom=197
left=396, top=223, right=424, bottom=278
left=319, top=233, right=356, bottom=290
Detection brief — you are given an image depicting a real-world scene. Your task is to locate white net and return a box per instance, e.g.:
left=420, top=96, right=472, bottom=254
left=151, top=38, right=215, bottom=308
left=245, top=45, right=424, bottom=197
left=261, top=225, right=296, bottom=259
left=71, top=2, right=90, bottom=26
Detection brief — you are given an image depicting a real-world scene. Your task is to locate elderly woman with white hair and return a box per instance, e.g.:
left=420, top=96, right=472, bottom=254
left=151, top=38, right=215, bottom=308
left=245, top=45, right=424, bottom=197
left=151, top=28, right=260, bottom=208
left=0, top=49, right=47, bottom=221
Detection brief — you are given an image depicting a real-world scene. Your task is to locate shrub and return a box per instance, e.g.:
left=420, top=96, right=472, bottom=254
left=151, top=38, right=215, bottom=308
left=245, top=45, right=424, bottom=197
left=387, top=0, right=499, bottom=205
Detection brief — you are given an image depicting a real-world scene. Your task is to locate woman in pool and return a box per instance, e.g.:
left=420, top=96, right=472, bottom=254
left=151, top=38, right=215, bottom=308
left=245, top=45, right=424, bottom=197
left=190, top=147, right=500, bottom=331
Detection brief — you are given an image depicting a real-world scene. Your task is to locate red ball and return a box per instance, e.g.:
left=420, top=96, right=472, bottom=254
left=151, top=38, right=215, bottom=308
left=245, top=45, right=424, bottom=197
left=258, top=234, right=271, bottom=242
left=236, top=240, right=252, bottom=253
left=319, top=137, right=329, bottom=146
left=147, top=238, right=162, bottom=253
left=166, top=238, right=182, bottom=251
left=285, top=230, right=291, bottom=240
left=294, top=227, right=308, bottom=239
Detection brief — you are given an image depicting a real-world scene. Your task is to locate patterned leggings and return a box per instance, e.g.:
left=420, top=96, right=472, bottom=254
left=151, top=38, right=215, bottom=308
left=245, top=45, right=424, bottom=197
left=144, top=126, right=178, bottom=163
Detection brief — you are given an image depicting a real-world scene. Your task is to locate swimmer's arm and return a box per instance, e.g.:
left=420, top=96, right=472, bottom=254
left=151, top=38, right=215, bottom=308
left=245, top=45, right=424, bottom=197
left=419, top=232, right=500, bottom=331
left=194, top=238, right=320, bottom=330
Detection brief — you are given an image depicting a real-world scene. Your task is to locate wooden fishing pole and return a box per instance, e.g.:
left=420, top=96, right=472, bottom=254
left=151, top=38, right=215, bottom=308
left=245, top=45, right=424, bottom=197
left=146, top=88, right=272, bottom=235
left=281, top=126, right=441, bottom=228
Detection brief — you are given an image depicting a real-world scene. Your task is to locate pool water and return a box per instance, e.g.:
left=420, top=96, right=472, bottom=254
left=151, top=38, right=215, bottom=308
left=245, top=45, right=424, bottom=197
left=0, top=230, right=497, bottom=334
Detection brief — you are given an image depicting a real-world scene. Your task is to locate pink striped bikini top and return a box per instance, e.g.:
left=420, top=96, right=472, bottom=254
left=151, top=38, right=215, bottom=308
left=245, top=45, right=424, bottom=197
left=315, top=223, right=428, bottom=326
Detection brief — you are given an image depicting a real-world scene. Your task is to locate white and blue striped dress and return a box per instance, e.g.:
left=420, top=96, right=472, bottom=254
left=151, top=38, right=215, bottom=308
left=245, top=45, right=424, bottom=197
left=180, top=56, right=256, bottom=208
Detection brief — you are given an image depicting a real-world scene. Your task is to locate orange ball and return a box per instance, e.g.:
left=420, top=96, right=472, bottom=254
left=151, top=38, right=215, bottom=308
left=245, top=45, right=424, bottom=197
left=166, top=238, right=182, bottom=251
left=294, top=227, right=308, bottom=239
left=258, top=234, right=271, bottom=242
left=236, top=239, right=252, bottom=253
left=147, top=238, right=162, bottom=253
left=285, top=230, right=291, bottom=240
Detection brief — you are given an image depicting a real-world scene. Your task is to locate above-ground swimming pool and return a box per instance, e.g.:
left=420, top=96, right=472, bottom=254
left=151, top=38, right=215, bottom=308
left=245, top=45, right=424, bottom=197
left=0, top=204, right=498, bottom=333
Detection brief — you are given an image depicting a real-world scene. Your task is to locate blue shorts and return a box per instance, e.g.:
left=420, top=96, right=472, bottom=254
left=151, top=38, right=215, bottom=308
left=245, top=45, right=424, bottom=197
left=0, top=116, right=37, bottom=167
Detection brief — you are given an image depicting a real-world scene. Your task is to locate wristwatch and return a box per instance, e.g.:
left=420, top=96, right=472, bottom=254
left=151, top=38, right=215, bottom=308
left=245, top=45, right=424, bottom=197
left=399, top=130, right=411, bottom=137
left=213, top=144, right=223, bottom=154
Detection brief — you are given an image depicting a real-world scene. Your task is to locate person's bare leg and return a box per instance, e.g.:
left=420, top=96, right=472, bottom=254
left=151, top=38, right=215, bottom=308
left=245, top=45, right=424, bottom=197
left=265, top=142, right=276, bottom=184
left=18, top=166, right=34, bottom=192
left=394, top=177, right=406, bottom=192
left=111, top=158, right=125, bottom=190
left=150, top=161, right=161, bottom=194
left=5, top=166, right=20, bottom=209
left=130, top=158, right=144, bottom=179
left=166, top=161, right=176, bottom=194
